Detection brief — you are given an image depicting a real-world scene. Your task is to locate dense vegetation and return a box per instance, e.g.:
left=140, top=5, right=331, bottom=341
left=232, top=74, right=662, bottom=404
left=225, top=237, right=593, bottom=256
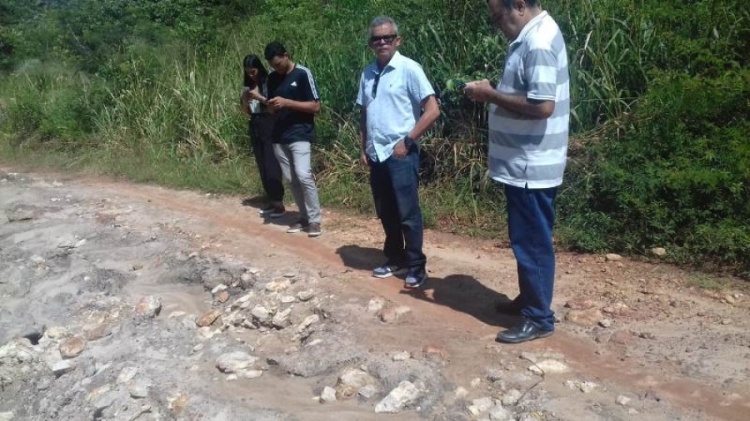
left=1, top=0, right=748, bottom=278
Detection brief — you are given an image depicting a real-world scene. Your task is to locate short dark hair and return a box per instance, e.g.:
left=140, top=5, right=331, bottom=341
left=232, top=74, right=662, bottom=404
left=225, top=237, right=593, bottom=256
left=489, top=0, right=538, bottom=8
left=264, top=41, right=287, bottom=61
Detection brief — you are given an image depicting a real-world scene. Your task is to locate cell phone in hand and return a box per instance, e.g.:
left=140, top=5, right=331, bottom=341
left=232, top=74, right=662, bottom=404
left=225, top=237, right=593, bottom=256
left=452, top=79, right=467, bottom=90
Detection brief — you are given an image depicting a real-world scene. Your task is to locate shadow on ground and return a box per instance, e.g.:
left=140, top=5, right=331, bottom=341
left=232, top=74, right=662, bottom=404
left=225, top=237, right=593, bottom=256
left=241, top=197, right=303, bottom=228
left=401, top=274, right=518, bottom=328
left=336, top=244, right=518, bottom=329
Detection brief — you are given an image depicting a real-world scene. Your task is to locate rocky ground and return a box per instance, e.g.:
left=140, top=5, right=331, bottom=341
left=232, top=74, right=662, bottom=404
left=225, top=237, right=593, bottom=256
left=0, top=169, right=748, bottom=421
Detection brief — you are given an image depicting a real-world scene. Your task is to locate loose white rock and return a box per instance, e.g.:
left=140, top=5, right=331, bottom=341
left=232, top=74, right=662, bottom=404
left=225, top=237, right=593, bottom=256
left=0, top=341, right=35, bottom=362
left=374, top=381, right=421, bottom=413
left=566, top=380, right=598, bottom=393
left=651, top=247, right=667, bottom=257
left=320, top=386, right=337, bottom=403
left=168, top=311, right=186, bottom=319
left=251, top=306, right=271, bottom=323
left=215, top=351, right=259, bottom=374
left=272, top=308, right=292, bottom=329
left=117, top=367, right=138, bottom=384
left=297, top=290, right=315, bottom=302
left=336, top=368, right=378, bottom=399
left=91, top=391, right=118, bottom=411
left=265, top=279, right=291, bottom=292
left=211, top=284, right=228, bottom=294
left=196, top=326, right=219, bottom=340
left=501, top=389, right=522, bottom=406
left=223, top=311, right=246, bottom=327
left=489, top=405, right=513, bottom=421
left=44, top=327, right=68, bottom=340
left=238, top=293, right=254, bottom=303
left=379, top=306, right=411, bottom=323
left=135, top=296, right=162, bottom=318
left=279, top=295, right=296, bottom=304
left=51, top=360, right=75, bottom=377
left=128, top=377, right=152, bottom=399
left=467, top=405, right=483, bottom=416
left=454, top=386, right=469, bottom=399
left=391, top=351, right=411, bottom=361
left=297, top=314, right=320, bottom=333
left=367, top=297, right=386, bottom=313
left=240, top=370, right=263, bottom=379
left=471, top=396, right=494, bottom=412
left=358, top=384, right=380, bottom=399
left=528, top=359, right=570, bottom=375
left=616, top=395, right=631, bottom=406
left=306, top=339, right=323, bottom=347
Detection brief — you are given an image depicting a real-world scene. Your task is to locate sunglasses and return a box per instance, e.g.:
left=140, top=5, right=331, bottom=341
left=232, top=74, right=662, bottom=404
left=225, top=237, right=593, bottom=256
left=369, top=34, right=398, bottom=45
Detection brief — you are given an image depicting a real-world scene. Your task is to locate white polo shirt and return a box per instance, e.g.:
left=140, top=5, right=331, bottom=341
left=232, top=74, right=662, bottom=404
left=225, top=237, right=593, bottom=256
left=356, top=51, right=435, bottom=162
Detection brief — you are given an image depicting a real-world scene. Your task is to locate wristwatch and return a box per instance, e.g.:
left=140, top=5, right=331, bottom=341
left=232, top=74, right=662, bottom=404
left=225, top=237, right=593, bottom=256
left=403, top=135, right=415, bottom=149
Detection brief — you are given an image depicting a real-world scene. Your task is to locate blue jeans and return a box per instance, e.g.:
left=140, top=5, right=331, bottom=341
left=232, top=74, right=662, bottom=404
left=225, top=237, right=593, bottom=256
left=369, top=149, right=426, bottom=270
left=504, top=184, right=558, bottom=331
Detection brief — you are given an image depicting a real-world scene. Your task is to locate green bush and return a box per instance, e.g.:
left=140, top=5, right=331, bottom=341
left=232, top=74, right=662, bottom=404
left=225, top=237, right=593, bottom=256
left=2, top=63, right=106, bottom=144
left=562, top=69, right=750, bottom=275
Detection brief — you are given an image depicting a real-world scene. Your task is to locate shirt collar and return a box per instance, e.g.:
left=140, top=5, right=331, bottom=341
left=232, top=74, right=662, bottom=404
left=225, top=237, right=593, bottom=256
left=370, top=51, right=404, bottom=75
left=510, top=11, right=548, bottom=46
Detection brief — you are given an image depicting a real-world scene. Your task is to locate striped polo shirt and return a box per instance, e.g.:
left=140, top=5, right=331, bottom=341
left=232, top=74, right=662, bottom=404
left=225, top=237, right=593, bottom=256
left=488, top=11, right=570, bottom=189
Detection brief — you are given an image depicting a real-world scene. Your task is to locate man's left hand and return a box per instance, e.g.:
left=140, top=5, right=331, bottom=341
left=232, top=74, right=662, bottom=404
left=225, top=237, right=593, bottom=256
left=392, top=138, right=409, bottom=158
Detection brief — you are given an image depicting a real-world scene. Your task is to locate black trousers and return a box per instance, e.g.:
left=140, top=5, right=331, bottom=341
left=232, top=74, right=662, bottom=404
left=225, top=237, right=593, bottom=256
left=249, top=114, right=284, bottom=202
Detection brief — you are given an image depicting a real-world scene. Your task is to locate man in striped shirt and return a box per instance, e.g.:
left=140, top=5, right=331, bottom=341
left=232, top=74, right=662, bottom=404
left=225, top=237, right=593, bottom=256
left=465, top=0, right=570, bottom=344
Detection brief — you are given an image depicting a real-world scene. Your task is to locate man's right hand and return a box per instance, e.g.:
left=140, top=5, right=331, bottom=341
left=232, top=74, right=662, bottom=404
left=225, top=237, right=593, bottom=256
left=360, top=152, right=369, bottom=167
left=464, top=79, right=494, bottom=103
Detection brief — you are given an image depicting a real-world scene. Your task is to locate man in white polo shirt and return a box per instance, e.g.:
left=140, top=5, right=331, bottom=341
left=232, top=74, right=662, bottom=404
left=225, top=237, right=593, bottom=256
left=356, top=16, right=440, bottom=288
left=465, top=0, right=570, bottom=343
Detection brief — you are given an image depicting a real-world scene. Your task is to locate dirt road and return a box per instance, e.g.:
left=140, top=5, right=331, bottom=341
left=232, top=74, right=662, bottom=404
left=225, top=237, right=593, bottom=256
left=1, top=169, right=748, bottom=421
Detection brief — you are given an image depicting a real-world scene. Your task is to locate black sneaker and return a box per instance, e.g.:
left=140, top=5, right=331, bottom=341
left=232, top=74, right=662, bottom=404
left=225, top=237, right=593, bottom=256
left=372, top=263, right=407, bottom=279
left=258, top=204, right=275, bottom=215
left=286, top=220, right=308, bottom=233
left=404, top=267, right=427, bottom=288
left=268, top=204, right=286, bottom=218
left=307, top=222, right=322, bottom=237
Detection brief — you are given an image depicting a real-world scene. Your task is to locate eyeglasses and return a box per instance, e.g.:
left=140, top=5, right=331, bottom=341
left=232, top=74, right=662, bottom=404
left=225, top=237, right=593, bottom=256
left=369, top=34, right=398, bottom=45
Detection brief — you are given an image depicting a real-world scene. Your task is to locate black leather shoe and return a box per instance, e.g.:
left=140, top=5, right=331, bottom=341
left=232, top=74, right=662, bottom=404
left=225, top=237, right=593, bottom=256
left=496, top=319, right=553, bottom=344
left=495, top=297, right=522, bottom=316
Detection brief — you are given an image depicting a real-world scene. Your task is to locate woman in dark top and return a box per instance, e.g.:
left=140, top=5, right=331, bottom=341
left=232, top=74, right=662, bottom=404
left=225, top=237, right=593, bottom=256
left=241, top=54, right=285, bottom=217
